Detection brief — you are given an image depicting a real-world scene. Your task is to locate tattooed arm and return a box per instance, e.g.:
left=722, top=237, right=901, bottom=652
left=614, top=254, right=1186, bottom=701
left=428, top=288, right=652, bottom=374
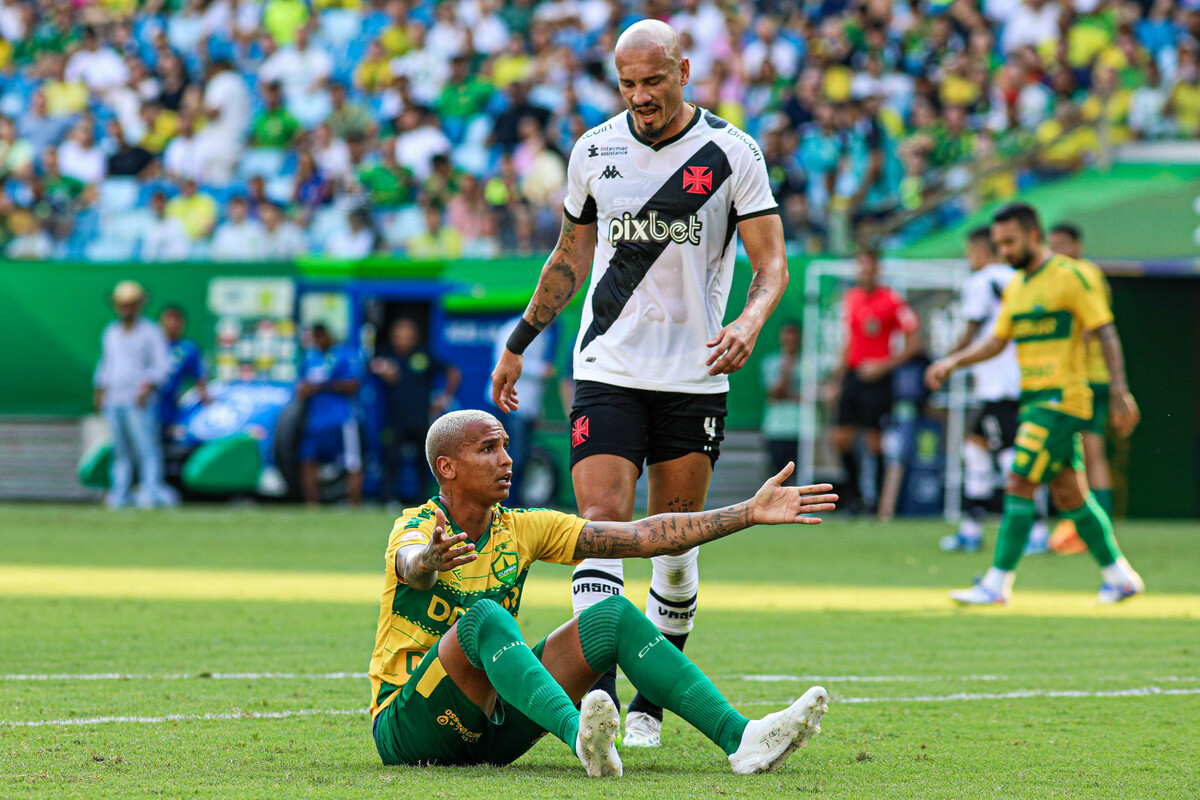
left=572, top=465, right=836, bottom=560
left=706, top=213, right=789, bottom=376
left=1095, top=322, right=1140, bottom=437
left=491, top=217, right=597, bottom=411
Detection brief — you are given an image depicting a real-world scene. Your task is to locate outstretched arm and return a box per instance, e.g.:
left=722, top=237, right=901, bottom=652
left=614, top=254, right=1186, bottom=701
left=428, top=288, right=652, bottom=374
left=491, top=217, right=596, bottom=411
left=1094, top=322, right=1140, bottom=437
left=925, top=335, right=1008, bottom=390
left=706, top=213, right=789, bottom=376
left=395, top=508, right=478, bottom=590
left=571, top=464, right=836, bottom=560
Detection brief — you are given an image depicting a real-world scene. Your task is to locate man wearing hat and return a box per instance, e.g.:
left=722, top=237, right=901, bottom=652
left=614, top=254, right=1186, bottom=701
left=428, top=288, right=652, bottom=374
left=93, top=280, right=175, bottom=509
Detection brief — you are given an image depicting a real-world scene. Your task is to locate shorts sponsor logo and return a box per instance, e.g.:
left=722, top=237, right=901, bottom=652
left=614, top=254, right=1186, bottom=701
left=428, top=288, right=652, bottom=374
left=607, top=211, right=703, bottom=245
left=572, top=416, right=589, bottom=447
left=682, top=166, right=713, bottom=194
left=436, top=708, right=482, bottom=743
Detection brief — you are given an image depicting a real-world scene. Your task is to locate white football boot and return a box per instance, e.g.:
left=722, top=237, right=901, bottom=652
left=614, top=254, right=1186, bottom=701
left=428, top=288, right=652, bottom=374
left=1098, top=569, right=1145, bottom=604
left=622, top=710, right=662, bottom=748
left=729, top=686, right=828, bottom=774
left=950, top=569, right=1013, bottom=605
left=576, top=690, right=622, bottom=778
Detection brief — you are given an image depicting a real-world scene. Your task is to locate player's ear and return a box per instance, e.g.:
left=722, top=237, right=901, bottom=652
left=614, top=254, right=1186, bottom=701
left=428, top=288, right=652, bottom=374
left=436, top=455, right=455, bottom=482
left=679, top=57, right=690, bottom=87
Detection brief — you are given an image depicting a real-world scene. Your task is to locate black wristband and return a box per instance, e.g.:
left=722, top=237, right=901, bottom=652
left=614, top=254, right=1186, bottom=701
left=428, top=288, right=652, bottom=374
left=505, top=318, right=540, bottom=355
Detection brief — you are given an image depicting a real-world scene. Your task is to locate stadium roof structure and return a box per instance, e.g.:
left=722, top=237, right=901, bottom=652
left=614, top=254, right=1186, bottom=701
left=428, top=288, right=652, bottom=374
left=898, top=162, right=1200, bottom=271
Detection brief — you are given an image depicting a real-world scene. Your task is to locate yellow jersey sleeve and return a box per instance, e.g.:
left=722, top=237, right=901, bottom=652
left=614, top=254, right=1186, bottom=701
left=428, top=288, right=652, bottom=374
left=1067, top=262, right=1114, bottom=333
left=384, top=514, right=436, bottom=583
left=513, top=508, right=587, bottom=566
left=991, top=278, right=1019, bottom=341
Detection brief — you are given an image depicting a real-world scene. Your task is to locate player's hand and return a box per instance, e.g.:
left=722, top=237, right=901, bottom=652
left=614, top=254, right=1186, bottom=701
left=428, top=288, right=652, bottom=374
left=748, top=463, right=837, bottom=526
left=706, top=321, right=757, bottom=376
left=418, top=508, right=477, bottom=573
left=924, top=358, right=955, bottom=391
left=1110, top=390, right=1140, bottom=438
left=491, top=349, right=523, bottom=413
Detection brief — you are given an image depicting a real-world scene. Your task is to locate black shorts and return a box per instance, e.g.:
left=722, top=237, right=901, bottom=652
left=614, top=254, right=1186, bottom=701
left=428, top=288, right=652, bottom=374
left=836, top=371, right=893, bottom=431
left=970, top=399, right=1020, bottom=451
left=569, top=381, right=726, bottom=474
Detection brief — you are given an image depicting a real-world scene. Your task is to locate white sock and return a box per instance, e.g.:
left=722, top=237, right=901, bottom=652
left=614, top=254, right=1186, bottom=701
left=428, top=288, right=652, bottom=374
left=1101, top=557, right=1137, bottom=586
left=572, top=558, right=625, bottom=615
left=959, top=517, right=983, bottom=540
left=982, top=567, right=1015, bottom=595
left=646, top=549, right=699, bottom=635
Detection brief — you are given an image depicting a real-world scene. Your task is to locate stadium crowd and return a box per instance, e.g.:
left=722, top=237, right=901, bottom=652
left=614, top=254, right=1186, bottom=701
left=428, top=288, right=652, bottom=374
left=0, top=0, right=1196, bottom=261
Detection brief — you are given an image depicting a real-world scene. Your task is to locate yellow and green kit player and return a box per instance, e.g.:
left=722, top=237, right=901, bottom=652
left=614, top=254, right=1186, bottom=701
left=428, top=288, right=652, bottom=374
left=367, top=410, right=837, bottom=776
left=1046, top=222, right=1117, bottom=553
left=925, top=203, right=1143, bottom=605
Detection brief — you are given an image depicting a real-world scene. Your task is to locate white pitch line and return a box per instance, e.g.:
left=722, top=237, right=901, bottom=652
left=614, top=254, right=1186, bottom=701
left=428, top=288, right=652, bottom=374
left=0, top=671, right=369, bottom=682
left=3, top=708, right=368, bottom=728
left=730, top=674, right=1006, bottom=683
left=6, top=686, right=1200, bottom=729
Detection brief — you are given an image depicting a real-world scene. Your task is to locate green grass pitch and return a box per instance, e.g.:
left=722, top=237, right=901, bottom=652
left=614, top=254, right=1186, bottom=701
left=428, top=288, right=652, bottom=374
left=1, top=503, right=1197, bottom=799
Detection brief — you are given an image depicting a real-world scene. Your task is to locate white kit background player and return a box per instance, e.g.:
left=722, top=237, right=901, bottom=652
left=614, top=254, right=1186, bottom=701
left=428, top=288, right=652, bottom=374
left=941, top=226, right=1048, bottom=553
left=492, top=20, right=790, bottom=747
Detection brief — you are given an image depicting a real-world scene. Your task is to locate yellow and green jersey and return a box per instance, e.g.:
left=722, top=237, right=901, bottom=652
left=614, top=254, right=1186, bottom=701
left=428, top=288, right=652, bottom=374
left=992, top=253, right=1113, bottom=420
left=368, top=499, right=586, bottom=719
left=1075, top=258, right=1112, bottom=385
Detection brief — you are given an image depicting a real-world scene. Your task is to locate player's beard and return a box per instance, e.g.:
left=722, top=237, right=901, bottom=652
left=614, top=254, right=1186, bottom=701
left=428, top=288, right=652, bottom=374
left=1009, top=245, right=1034, bottom=271
left=632, top=104, right=665, bottom=139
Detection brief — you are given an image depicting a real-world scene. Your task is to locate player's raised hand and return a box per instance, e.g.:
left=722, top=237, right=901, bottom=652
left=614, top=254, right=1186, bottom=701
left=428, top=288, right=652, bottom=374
left=1110, top=389, right=1141, bottom=438
left=706, top=321, right=757, bottom=376
left=491, top=349, right=524, bottom=413
left=749, top=463, right=837, bottom=525
left=418, top=508, right=477, bottom=572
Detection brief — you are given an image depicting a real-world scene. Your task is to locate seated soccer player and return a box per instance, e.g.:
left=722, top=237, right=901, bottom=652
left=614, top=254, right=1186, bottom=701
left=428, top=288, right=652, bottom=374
left=368, top=410, right=837, bottom=776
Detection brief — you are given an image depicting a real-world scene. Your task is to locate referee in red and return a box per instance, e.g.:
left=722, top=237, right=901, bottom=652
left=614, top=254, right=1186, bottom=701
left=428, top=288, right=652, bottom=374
left=826, top=247, right=921, bottom=514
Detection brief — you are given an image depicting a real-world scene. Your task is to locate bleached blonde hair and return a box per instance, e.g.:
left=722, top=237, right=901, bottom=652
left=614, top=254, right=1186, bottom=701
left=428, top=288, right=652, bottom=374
left=425, top=409, right=501, bottom=480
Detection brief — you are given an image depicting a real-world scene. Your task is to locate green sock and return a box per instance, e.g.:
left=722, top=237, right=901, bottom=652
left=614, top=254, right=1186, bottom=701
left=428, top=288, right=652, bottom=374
left=994, top=494, right=1036, bottom=571
left=1062, top=494, right=1122, bottom=567
left=578, top=595, right=749, bottom=756
left=456, top=599, right=579, bottom=751
left=1092, top=488, right=1115, bottom=520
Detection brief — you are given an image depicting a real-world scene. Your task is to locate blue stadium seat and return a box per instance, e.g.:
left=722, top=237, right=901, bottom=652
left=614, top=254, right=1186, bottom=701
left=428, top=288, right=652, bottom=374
left=97, top=178, right=141, bottom=213
left=238, top=149, right=288, bottom=180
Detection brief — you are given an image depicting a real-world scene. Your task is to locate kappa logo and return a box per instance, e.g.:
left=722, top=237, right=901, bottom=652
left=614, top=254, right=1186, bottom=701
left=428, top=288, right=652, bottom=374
left=599, top=164, right=623, bottom=179
left=683, top=166, right=712, bottom=194
left=572, top=416, right=589, bottom=448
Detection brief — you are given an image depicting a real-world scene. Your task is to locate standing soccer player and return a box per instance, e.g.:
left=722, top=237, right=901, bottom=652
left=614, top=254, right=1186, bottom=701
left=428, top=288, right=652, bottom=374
left=939, top=227, right=1048, bottom=553
left=926, top=203, right=1144, bottom=604
left=1045, top=223, right=1118, bottom=554
left=491, top=19, right=789, bottom=747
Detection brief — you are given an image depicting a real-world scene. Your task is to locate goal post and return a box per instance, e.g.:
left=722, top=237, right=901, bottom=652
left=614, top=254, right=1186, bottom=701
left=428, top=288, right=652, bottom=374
left=796, top=257, right=972, bottom=521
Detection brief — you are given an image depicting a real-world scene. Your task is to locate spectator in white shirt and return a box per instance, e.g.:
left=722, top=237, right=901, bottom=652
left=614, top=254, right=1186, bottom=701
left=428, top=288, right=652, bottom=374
left=459, top=0, right=509, bottom=55
left=426, top=1, right=468, bottom=58
left=163, top=113, right=205, bottom=183
left=259, top=201, right=308, bottom=259
left=66, top=27, right=131, bottom=93
left=141, top=191, right=192, bottom=262
left=92, top=280, right=175, bottom=509
left=259, top=25, right=333, bottom=101
left=324, top=207, right=380, bottom=260
left=390, top=24, right=449, bottom=106
left=1130, top=61, right=1172, bottom=140
left=57, top=121, right=107, bottom=185
left=1002, top=0, right=1061, bottom=53
left=312, top=123, right=353, bottom=183
left=211, top=196, right=268, bottom=260
left=742, top=16, right=802, bottom=80
left=392, top=106, right=450, bottom=181
left=194, top=59, right=252, bottom=184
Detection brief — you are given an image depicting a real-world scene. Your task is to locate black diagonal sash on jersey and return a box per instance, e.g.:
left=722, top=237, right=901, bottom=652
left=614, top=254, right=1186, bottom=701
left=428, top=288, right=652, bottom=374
left=579, top=140, right=734, bottom=352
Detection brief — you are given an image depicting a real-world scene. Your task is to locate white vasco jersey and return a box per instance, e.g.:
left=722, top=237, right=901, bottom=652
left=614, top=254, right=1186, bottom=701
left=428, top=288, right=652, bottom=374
left=961, top=263, right=1021, bottom=402
left=563, top=106, right=779, bottom=394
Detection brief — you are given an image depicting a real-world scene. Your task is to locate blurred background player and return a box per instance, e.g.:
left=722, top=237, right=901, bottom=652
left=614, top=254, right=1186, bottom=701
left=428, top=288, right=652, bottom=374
left=926, top=203, right=1143, bottom=605
left=826, top=247, right=921, bottom=514
left=92, top=280, right=174, bottom=510
left=369, top=318, right=461, bottom=508
left=1046, top=223, right=1119, bottom=555
left=491, top=20, right=790, bottom=747
left=157, top=305, right=209, bottom=439
left=940, top=227, right=1048, bottom=553
left=488, top=314, right=554, bottom=506
left=760, top=322, right=802, bottom=485
left=298, top=323, right=363, bottom=508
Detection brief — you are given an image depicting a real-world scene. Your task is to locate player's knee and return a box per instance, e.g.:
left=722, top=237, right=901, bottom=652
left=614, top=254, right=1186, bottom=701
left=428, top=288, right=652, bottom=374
left=1049, top=482, right=1085, bottom=512
left=1004, top=471, right=1036, bottom=498
left=594, top=594, right=635, bottom=616
left=456, top=598, right=512, bottom=669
